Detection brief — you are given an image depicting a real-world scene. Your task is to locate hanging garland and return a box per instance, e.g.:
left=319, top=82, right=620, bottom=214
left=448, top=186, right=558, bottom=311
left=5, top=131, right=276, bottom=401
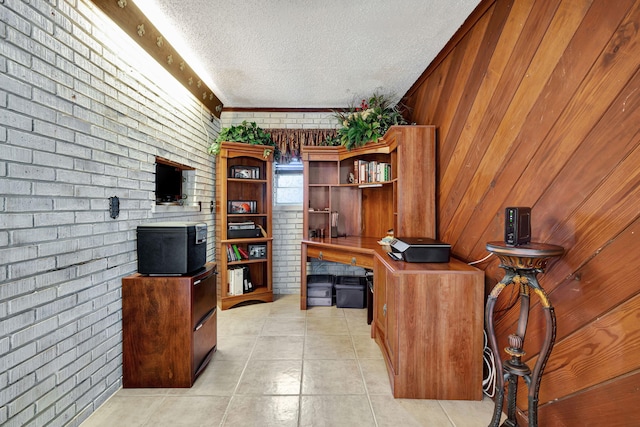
left=268, top=128, right=339, bottom=162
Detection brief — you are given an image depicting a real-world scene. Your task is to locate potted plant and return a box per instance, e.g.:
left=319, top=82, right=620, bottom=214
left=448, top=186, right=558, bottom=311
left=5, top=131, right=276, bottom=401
left=332, top=92, right=408, bottom=150
left=208, top=120, right=279, bottom=159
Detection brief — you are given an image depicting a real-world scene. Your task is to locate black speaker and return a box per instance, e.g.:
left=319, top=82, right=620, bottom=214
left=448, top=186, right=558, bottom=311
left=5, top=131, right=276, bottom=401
left=504, top=207, right=531, bottom=246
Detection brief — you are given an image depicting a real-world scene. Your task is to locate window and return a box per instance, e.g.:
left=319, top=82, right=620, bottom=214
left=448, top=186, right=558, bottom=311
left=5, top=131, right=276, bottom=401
left=274, top=158, right=303, bottom=206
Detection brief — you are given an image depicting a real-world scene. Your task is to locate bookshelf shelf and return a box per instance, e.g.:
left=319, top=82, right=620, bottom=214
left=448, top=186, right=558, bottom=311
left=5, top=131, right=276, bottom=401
left=216, top=142, right=273, bottom=310
left=302, top=126, right=436, bottom=240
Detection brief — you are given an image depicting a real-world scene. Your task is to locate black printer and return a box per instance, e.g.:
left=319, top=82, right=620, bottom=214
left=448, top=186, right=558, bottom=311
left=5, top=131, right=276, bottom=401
left=389, top=237, right=451, bottom=263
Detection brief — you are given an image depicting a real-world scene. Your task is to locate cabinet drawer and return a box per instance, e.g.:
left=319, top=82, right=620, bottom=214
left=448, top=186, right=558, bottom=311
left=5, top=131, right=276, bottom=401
left=307, top=246, right=374, bottom=268
left=192, top=269, right=217, bottom=327
left=193, top=307, right=217, bottom=378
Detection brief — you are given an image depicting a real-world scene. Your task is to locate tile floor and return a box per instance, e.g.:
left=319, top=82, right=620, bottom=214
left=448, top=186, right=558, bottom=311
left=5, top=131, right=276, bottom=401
left=81, top=294, right=497, bottom=427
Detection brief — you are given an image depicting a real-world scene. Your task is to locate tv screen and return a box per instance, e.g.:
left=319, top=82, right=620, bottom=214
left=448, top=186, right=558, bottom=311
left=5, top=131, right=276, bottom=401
left=155, top=163, right=182, bottom=202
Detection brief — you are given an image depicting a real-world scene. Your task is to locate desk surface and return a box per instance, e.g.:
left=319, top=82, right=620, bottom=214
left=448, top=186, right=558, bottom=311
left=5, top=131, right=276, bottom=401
left=302, top=236, right=479, bottom=274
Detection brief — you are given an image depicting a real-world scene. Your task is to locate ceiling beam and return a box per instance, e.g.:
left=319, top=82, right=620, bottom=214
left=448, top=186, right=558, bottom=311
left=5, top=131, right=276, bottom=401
left=91, top=0, right=223, bottom=117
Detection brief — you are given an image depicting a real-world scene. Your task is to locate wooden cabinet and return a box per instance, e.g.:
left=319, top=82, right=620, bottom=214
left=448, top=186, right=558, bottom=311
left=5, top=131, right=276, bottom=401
left=216, top=142, right=273, bottom=310
left=302, top=125, right=436, bottom=240
left=373, top=256, right=484, bottom=400
left=122, top=263, right=217, bottom=388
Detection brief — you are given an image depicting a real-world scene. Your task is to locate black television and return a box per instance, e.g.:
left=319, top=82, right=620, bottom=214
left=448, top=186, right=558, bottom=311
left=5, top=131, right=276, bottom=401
left=155, top=162, right=182, bottom=203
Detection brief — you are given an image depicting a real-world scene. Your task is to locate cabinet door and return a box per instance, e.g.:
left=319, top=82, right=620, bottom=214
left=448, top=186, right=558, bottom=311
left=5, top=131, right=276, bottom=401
left=383, top=268, right=398, bottom=373
left=373, top=258, right=398, bottom=374
left=373, top=258, right=387, bottom=339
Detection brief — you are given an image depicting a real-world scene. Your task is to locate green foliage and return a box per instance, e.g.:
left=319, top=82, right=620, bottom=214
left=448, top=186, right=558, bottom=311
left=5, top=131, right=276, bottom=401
left=332, top=92, right=407, bottom=150
left=208, top=121, right=278, bottom=159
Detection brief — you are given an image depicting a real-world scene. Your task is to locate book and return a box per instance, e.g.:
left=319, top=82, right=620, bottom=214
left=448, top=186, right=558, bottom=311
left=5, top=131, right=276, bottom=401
left=237, top=247, right=249, bottom=259
left=232, top=244, right=242, bottom=260
left=232, top=267, right=244, bottom=295
left=241, top=265, right=254, bottom=293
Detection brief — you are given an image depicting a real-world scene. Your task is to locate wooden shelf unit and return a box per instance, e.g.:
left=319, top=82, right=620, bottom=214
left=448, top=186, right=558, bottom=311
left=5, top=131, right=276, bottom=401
left=216, top=142, right=273, bottom=310
left=122, top=262, right=217, bottom=388
left=302, top=125, right=436, bottom=240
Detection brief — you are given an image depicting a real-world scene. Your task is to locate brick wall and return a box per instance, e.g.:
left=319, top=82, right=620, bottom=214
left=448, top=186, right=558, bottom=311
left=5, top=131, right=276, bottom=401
left=0, top=2, right=218, bottom=426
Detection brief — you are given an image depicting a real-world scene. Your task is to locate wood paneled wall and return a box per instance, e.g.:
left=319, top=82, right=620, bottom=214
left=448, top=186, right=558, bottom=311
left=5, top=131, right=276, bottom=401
left=403, top=0, right=640, bottom=425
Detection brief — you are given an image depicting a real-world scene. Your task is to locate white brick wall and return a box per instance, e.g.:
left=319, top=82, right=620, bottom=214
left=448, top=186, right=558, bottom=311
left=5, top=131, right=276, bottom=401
left=0, top=2, right=218, bottom=426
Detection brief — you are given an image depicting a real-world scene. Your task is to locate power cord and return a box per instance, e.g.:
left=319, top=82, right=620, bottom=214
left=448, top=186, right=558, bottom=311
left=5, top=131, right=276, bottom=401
left=482, top=329, right=496, bottom=398
left=468, top=252, right=494, bottom=265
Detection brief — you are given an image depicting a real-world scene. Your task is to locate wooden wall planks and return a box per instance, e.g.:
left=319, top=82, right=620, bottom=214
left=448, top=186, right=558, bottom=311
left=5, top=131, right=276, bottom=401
left=403, top=0, right=640, bottom=425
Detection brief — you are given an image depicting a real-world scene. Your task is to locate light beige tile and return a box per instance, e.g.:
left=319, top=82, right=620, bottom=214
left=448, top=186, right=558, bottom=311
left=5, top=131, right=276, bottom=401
left=236, top=359, right=302, bottom=395
left=439, top=396, right=498, bottom=427
left=144, top=395, right=229, bottom=427
left=268, top=296, right=306, bottom=318
left=114, top=388, right=170, bottom=397
left=352, top=334, right=383, bottom=359
left=212, top=335, right=257, bottom=362
left=222, top=395, right=299, bottom=427
left=300, top=395, right=375, bottom=427
left=345, top=314, right=373, bottom=335
left=342, top=306, right=368, bottom=319
left=261, top=317, right=306, bottom=336
left=252, top=335, right=304, bottom=360
left=304, top=334, right=356, bottom=359
left=370, top=395, right=453, bottom=427
left=305, top=305, right=345, bottom=317
left=80, top=395, right=163, bottom=427
left=217, top=315, right=266, bottom=337
left=359, top=358, right=393, bottom=395
left=167, top=360, right=245, bottom=396
left=305, top=316, right=349, bottom=335
left=302, top=359, right=365, bottom=395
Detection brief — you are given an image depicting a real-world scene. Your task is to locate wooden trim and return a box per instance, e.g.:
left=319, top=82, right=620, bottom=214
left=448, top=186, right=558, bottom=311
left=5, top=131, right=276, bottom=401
left=155, top=156, right=195, bottom=170
left=90, top=0, right=223, bottom=117
left=222, top=107, right=338, bottom=113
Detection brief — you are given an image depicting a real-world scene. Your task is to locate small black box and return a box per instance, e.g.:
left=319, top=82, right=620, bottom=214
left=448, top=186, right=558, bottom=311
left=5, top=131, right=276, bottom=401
left=227, top=227, right=262, bottom=239
left=307, top=274, right=335, bottom=306
left=335, top=276, right=367, bottom=309
left=505, top=207, right=531, bottom=246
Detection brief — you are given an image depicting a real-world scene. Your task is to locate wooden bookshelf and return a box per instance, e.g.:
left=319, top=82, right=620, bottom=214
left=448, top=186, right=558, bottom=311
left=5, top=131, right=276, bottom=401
left=216, top=142, right=273, bottom=310
left=302, top=125, right=436, bottom=240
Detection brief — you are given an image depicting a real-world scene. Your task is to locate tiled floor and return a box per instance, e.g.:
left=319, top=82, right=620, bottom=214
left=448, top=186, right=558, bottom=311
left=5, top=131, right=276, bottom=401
left=81, top=294, right=497, bottom=427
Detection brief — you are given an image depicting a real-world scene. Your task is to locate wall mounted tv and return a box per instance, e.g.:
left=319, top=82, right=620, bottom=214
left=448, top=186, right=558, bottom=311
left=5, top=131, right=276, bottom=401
left=155, top=162, right=182, bottom=203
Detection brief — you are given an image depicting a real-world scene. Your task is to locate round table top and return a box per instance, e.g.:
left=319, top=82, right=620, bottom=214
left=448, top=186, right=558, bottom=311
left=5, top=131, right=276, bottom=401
left=486, top=241, right=564, bottom=258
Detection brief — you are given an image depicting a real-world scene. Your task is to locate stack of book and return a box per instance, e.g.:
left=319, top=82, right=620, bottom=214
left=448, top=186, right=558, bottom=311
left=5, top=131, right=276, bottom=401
left=228, top=266, right=254, bottom=295
left=354, top=160, right=391, bottom=183
left=226, top=244, right=249, bottom=262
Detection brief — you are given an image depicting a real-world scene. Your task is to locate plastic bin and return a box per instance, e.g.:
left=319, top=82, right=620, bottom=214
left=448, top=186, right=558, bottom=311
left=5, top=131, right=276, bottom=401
left=307, top=274, right=335, bottom=306
left=335, top=275, right=367, bottom=309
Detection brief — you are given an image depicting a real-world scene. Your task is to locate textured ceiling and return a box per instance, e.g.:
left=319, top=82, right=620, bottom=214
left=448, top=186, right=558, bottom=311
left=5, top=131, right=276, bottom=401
left=136, top=0, right=480, bottom=109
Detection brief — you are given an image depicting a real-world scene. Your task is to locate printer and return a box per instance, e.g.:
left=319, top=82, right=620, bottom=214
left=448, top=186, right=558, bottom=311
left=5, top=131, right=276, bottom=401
left=389, top=237, right=451, bottom=263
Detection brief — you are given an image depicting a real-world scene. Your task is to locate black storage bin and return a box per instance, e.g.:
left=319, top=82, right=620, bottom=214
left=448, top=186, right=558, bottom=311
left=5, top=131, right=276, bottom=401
left=307, top=274, right=335, bottom=306
left=335, top=275, right=367, bottom=309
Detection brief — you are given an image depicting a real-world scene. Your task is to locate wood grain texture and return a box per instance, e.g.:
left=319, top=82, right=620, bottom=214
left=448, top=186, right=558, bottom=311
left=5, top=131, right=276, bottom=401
left=403, top=0, right=640, bottom=425
left=374, top=257, right=485, bottom=400
left=122, top=263, right=217, bottom=388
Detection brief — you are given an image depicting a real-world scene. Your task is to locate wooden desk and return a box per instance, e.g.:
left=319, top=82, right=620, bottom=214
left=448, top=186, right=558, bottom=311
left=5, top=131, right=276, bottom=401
left=300, top=237, right=485, bottom=400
